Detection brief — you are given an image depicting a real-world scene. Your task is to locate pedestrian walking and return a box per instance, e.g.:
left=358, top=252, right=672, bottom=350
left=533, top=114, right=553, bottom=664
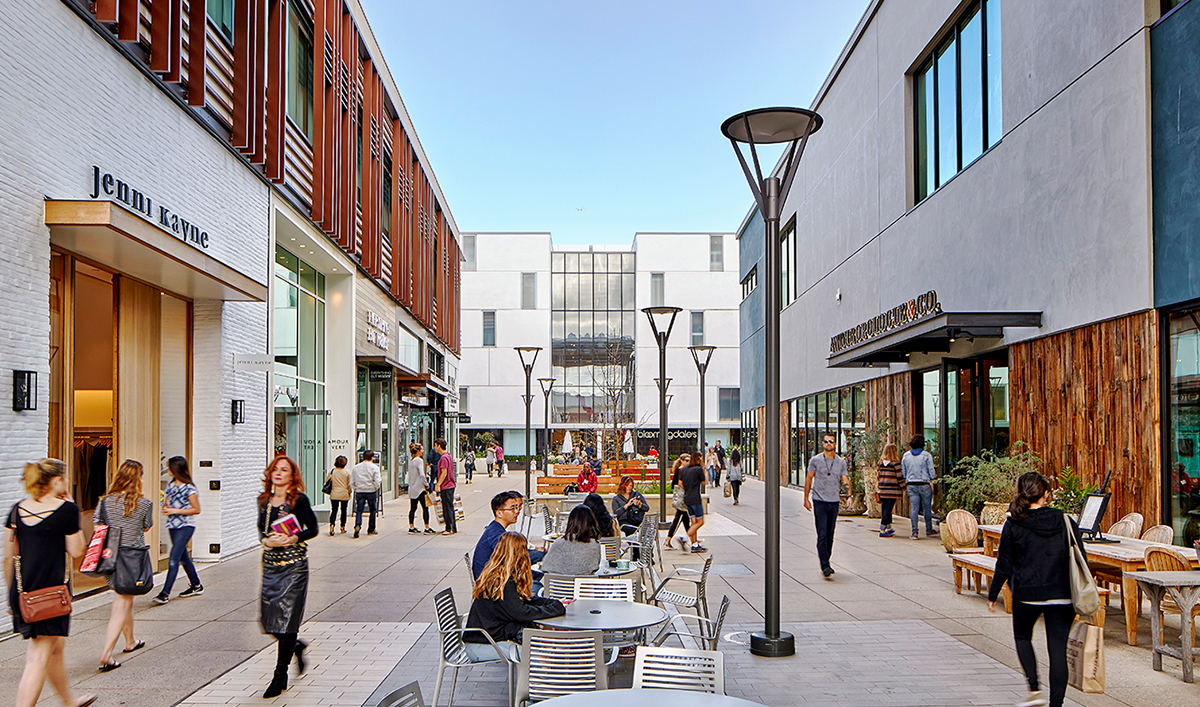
left=435, top=438, right=458, bottom=535
left=464, top=532, right=565, bottom=663
left=152, top=456, right=202, bottom=605
left=612, top=476, right=648, bottom=535
left=988, top=472, right=1080, bottom=707
left=464, top=448, right=475, bottom=483
left=351, top=450, right=381, bottom=538
left=407, top=443, right=435, bottom=535
left=876, top=443, right=905, bottom=537
left=6, top=459, right=96, bottom=707
left=327, top=455, right=351, bottom=536
left=494, top=443, right=505, bottom=477
left=258, top=456, right=319, bottom=699
left=664, top=456, right=691, bottom=550
left=97, top=459, right=153, bottom=671
left=680, top=452, right=707, bottom=553
left=714, top=440, right=726, bottom=473
left=804, top=433, right=849, bottom=577
left=706, top=446, right=721, bottom=488
left=727, top=449, right=744, bottom=505
left=902, top=434, right=938, bottom=540
left=486, top=443, right=497, bottom=477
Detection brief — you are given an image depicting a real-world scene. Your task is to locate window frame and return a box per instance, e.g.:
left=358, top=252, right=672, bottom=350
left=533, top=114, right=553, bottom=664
left=741, top=266, right=758, bottom=300
left=482, top=311, right=496, bottom=347
left=691, top=310, right=705, bottom=347
left=284, top=2, right=314, bottom=142
left=521, top=272, right=536, bottom=310
left=709, top=235, right=724, bottom=272
left=650, top=273, right=665, bottom=308
left=208, top=0, right=235, bottom=43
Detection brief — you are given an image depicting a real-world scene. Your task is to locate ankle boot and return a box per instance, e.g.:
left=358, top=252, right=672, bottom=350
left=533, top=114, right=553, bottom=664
left=263, top=667, right=288, bottom=698
left=294, top=639, right=308, bottom=675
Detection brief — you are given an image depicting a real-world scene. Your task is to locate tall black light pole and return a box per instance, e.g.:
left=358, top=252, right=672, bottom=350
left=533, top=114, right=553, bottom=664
left=689, top=345, right=715, bottom=459
left=515, top=347, right=542, bottom=503
left=538, top=378, right=555, bottom=478
left=722, top=107, right=822, bottom=658
left=643, top=306, right=681, bottom=523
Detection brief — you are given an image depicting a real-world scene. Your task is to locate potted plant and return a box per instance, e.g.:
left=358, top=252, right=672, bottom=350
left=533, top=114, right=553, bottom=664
left=846, top=420, right=895, bottom=518
left=944, top=443, right=1043, bottom=525
left=1048, top=466, right=1095, bottom=517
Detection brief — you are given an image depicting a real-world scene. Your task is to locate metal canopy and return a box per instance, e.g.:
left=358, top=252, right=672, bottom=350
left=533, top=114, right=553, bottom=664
left=826, top=311, right=1043, bottom=368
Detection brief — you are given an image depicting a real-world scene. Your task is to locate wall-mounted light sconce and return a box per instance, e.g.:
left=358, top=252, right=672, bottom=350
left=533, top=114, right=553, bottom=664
left=12, top=370, right=36, bottom=411
left=231, top=399, right=246, bottom=424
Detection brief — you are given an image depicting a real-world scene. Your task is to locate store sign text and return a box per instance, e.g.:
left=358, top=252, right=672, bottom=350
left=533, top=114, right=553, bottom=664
left=89, top=166, right=211, bottom=250
left=366, top=310, right=390, bottom=351
left=829, top=291, right=942, bottom=354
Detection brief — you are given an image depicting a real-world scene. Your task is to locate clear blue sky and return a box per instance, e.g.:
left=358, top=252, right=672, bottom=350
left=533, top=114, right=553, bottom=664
left=362, top=0, right=871, bottom=245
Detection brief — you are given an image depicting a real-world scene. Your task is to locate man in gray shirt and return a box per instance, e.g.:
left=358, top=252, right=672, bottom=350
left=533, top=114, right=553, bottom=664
left=804, top=433, right=849, bottom=578
left=901, top=434, right=938, bottom=540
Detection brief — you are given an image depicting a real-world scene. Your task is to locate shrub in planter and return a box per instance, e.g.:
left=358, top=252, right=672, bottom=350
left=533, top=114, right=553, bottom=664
left=944, top=442, right=1042, bottom=518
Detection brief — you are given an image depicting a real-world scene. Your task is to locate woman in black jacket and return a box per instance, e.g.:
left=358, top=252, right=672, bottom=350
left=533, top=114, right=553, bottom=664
left=465, top=532, right=565, bottom=662
left=582, top=493, right=618, bottom=537
left=988, top=472, right=1082, bottom=707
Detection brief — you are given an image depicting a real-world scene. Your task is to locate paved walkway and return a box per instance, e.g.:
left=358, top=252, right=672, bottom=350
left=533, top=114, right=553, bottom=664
left=1, top=470, right=1195, bottom=706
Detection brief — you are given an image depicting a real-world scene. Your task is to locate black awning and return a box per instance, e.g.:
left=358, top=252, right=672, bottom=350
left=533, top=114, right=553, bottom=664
left=826, top=311, right=1042, bottom=368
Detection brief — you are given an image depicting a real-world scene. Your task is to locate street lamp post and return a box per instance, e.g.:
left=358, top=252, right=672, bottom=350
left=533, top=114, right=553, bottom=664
left=642, top=306, right=682, bottom=523
left=515, top=347, right=542, bottom=503
left=722, top=107, right=823, bottom=658
left=689, top=345, right=715, bottom=461
left=538, top=377, right=555, bottom=480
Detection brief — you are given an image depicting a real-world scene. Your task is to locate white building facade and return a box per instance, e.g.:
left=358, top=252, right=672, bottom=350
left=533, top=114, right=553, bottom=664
left=460, top=232, right=740, bottom=461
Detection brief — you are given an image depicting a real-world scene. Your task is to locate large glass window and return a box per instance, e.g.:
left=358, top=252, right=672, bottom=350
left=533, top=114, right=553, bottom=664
left=787, top=384, right=869, bottom=486
left=914, top=0, right=1001, bottom=201
left=780, top=220, right=796, bottom=308
left=1168, top=311, right=1200, bottom=546
left=719, top=388, right=740, bottom=421
left=285, top=4, right=313, bottom=141
left=208, top=0, right=234, bottom=41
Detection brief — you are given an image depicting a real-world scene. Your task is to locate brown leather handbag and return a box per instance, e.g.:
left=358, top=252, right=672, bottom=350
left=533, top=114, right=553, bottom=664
left=14, top=537, right=72, bottom=623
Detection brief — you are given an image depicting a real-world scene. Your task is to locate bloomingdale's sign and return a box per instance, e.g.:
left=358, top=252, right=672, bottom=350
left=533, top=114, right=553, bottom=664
left=88, top=165, right=211, bottom=250
left=829, top=290, right=942, bottom=355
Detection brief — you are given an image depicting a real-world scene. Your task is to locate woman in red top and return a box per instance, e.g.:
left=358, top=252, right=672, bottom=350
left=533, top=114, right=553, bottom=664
left=576, top=463, right=598, bottom=493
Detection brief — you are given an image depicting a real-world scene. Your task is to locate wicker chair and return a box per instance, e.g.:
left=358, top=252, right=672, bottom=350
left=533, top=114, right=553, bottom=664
left=517, top=629, right=606, bottom=705
left=1143, top=546, right=1200, bottom=644
left=1106, top=519, right=1139, bottom=538
left=1117, top=512, right=1145, bottom=538
left=1141, top=525, right=1174, bottom=545
left=942, top=509, right=984, bottom=554
left=633, top=645, right=724, bottom=694
left=652, top=595, right=731, bottom=651
left=649, top=556, right=713, bottom=619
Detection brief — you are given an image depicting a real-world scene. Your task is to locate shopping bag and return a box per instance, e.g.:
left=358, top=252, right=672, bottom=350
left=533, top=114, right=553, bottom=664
left=723, top=481, right=732, bottom=498
left=1066, top=620, right=1105, bottom=693
left=80, top=502, right=120, bottom=576
left=1064, top=516, right=1102, bottom=616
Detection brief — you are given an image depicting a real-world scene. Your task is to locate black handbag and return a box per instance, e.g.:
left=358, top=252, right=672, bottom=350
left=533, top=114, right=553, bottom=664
left=321, top=473, right=333, bottom=496
left=113, top=545, right=154, bottom=595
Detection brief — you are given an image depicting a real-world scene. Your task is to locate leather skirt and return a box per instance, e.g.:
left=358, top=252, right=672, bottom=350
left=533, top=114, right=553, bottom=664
left=260, top=548, right=308, bottom=635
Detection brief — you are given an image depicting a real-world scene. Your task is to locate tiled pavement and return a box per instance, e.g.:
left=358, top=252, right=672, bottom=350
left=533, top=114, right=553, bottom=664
left=2, top=471, right=1198, bottom=706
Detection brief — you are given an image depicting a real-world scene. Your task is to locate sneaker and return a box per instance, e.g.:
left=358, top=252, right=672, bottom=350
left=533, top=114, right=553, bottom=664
left=178, top=585, right=203, bottom=598
left=677, top=535, right=691, bottom=552
left=1016, top=692, right=1047, bottom=707
left=424, top=528, right=437, bottom=535
left=151, top=595, right=169, bottom=606
left=663, top=537, right=675, bottom=551
left=881, top=529, right=895, bottom=537
left=408, top=528, right=420, bottom=534
left=909, top=534, right=920, bottom=540
left=691, top=545, right=708, bottom=553
left=340, top=527, right=346, bottom=534
left=367, top=531, right=379, bottom=535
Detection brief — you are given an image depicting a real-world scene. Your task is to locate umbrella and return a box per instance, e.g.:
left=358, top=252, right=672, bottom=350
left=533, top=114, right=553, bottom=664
left=623, top=432, right=634, bottom=455
left=562, top=430, right=573, bottom=455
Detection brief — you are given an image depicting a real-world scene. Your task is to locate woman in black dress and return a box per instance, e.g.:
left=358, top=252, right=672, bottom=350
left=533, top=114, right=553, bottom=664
left=5, top=459, right=95, bottom=707
left=258, top=455, right=319, bottom=698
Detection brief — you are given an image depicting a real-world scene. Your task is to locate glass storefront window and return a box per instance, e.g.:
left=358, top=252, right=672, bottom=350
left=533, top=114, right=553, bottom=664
left=1168, top=311, right=1200, bottom=546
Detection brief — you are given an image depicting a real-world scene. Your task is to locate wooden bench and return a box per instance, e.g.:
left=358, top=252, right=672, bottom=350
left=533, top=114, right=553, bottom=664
left=536, top=476, right=622, bottom=494
left=951, top=554, right=1109, bottom=625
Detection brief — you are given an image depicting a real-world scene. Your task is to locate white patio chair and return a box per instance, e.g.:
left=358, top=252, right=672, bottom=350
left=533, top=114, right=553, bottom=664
left=652, top=595, right=731, bottom=651
left=573, top=577, right=634, bottom=601
left=517, top=629, right=607, bottom=705
left=431, top=587, right=515, bottom=707
left=539, top=573, right=579, bottom=602
left=633, top=645, right=724, bottom=694
left=462, top=552, right=476, bottom=589
left=598, top=535, right=622, bottom=564
left=648, top=555, right=713, bottom=619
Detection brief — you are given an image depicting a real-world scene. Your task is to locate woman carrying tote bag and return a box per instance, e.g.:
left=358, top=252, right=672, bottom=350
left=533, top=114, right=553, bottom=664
left=987, top=472, right=1085, bottom=707
left=96, top=459, right=153, bottom=672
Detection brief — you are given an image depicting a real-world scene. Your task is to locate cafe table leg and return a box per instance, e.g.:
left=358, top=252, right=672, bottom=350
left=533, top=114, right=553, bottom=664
left=1168, top=586, right=1200, bottom=684
left=1123, top=573, right=1140, bottom=646
left=1146, top=584, right=1164, bottom=672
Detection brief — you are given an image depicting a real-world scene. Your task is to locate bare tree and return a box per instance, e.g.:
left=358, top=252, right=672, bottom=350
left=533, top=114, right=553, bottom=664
left=592, top=331, right=636, bottom=464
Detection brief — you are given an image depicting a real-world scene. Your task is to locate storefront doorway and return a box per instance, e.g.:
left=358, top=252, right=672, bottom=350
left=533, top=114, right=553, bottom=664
left=940, top=353, right=1010, bottom=468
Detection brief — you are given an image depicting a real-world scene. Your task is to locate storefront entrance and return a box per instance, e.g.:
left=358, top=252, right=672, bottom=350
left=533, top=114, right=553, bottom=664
left=942, top=354, right=1010, bottom=465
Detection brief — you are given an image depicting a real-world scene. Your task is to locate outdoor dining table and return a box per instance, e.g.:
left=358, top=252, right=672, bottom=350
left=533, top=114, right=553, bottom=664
left=535, top=599, right=668, bottom=632
left=539, top=688, right=764, bottom=706
left=1130, top=570, right=1200, bottom=683
left=979, top=524, right=1200, bottom=645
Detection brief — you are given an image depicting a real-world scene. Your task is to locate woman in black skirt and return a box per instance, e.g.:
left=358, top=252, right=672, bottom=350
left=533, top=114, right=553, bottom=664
left=258, top=455, right=319, bottom=698
left=5, top=459, right=94, bottom=707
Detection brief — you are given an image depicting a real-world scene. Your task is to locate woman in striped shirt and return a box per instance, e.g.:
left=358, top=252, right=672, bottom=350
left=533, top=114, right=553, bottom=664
left=96, top=459, right=153, bottom=671
left=875, top=443, right=905, bottom=538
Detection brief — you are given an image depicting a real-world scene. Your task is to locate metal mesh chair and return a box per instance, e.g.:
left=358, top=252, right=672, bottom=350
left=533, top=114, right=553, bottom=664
left=649, top=555, right=713, bottom=619
left=598, top=535, right=622, bottom=564
left=573, top=577, right=634, bottom=601
left=652, top=595, right=731, bottom=651
left=555, top=510, right=572, bottom=534
left=539, top=573, right=579, bottom=602
left=376, top=681, right=425, bottom=707
left=633, top=645, right=724, bottom=694
left=540, top=504, right=554, bottom=539
left=517, top=629, right=606, bottom=705
left=432, top=587, right=516, bottom=707
left=463, top=552, right=476, bottom=589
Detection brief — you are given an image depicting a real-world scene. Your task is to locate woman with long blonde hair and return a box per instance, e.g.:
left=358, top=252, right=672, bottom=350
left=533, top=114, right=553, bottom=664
left=6, top=459, right=95, bottom=707
left=257, top=456, right=319, bottom=698
left=96, top=459, right=153, bottom=671
left=464, top=532, right=565, bottom=662
left=876, top=443, right=905, bottom=537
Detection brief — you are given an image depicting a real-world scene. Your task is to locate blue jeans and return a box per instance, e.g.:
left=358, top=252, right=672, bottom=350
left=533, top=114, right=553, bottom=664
left=355, top=491, right=377, bottom=532
left=161, top=526, right=200, bottom=596
left=908, top=484, right=934, bottom=535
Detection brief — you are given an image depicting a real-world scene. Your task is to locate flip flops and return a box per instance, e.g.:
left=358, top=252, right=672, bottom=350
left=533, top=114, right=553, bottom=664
left=122, top=640, right=146, bottom=653
left=98, top=661, right=121, bottom=672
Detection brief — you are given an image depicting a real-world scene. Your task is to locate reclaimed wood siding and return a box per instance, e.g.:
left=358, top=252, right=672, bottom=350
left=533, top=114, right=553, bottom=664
left=865, top=371, right=916, bottom=447
left=1009, top=311, right=1161, bottom=524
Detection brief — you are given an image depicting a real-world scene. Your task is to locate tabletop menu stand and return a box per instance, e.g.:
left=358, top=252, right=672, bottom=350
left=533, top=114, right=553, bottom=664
left=1080, top=471, right=1120, bottom=544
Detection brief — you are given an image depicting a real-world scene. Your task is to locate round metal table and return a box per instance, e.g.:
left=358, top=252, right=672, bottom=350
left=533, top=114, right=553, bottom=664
left=540, top=688, right=764, bottom=706
left=535, top=599, right=668, bottom=631
left=593, top=564, right=638, bottom=578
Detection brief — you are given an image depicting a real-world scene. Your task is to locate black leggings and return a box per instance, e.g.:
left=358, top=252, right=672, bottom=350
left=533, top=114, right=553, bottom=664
left=730, top=480, right=741, bottom=501
left=409, top=495, right=430, bottom=525
left=1012, top=602, right=1074, bottom=706
left=329, top=499, right=348, bottom=528
left=667, top=509, right=690, bottom=538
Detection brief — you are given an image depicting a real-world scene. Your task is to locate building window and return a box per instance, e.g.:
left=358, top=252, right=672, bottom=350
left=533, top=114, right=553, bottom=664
left=208, top=0, right=234, bottom=41
left=719, top=388, right=740, bottom=421
left=285, top=4, right=313, bottom=141
left=396, top=324, right=420, bottom=372
left=355, top=105, right=363, bottom=206
left=482, top=311, right=496, bottom=347
left=691, top=311, right=704, bottom=346
left=915, top=0, right=1001, bottom=202
left=710, top=235, right=724, bottom=271
left=381, top=153, right=393, bottom=242
left=741, top=267, right=758, bottom=300
left=427, top=344, right=445, bottom=379
left=462, top=235, right=476, bottom=271
left=521, top=273, right=536, bottom=310
left=780, top=220, right=796, bottom=308
left=650, top=273, right=664, bottom=307
left=459, top=386, right=469, bottom=414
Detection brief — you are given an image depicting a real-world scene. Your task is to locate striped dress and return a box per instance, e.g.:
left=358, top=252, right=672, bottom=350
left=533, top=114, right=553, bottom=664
left=94, top=495, right=153, bottom=590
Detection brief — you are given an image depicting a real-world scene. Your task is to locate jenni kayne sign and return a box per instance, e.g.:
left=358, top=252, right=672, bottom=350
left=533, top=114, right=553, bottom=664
left=829, top=291, right=942, bottom=355
left=89, top=166, right=211, bottom=250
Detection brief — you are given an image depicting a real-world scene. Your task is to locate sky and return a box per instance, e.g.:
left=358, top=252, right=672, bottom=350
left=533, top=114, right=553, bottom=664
left=361, top=0, right=873, bottom=245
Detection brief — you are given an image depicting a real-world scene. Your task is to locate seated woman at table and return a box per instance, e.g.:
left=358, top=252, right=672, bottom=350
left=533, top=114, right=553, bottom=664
left=465, top=532, right=565, bottom=662
left=582, top=493, right=619, bottom=538
left=612, top=476, right=648, bottom=536
left=541, top=506, right=602, bottom=576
